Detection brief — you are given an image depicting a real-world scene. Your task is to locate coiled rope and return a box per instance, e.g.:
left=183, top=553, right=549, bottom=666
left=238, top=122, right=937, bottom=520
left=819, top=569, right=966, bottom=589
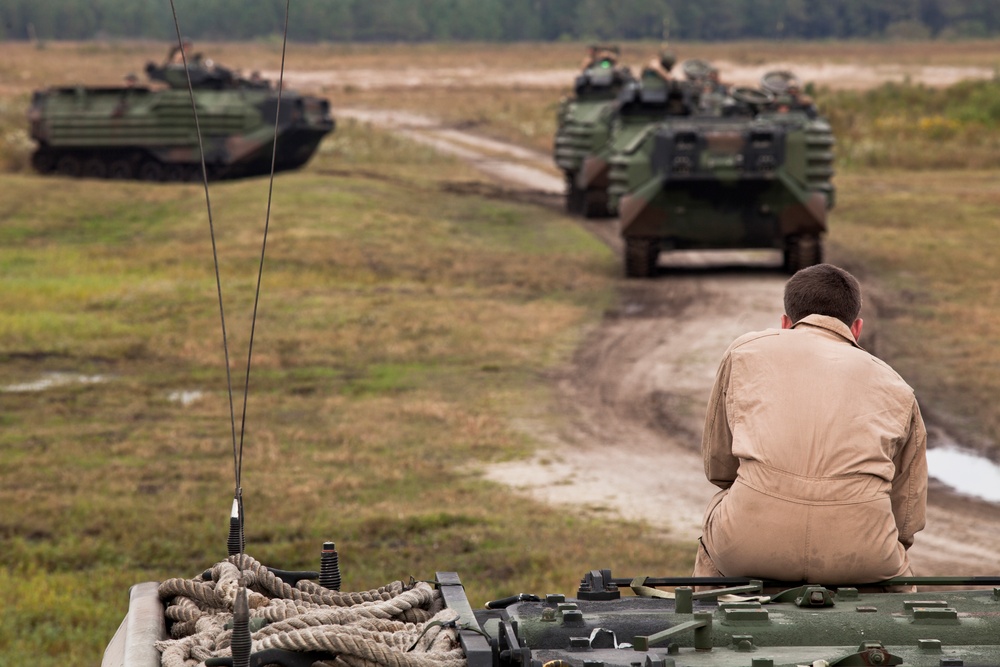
left=155, top=554, right=469, bottom=667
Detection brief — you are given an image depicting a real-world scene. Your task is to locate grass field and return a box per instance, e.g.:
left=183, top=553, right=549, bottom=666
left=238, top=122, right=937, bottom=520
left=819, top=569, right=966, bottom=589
left=0, top=117, right=696, bottom=665
left=830, top=169, right=1000, bottom=452
left=3, top=39, right=1000, bottom=665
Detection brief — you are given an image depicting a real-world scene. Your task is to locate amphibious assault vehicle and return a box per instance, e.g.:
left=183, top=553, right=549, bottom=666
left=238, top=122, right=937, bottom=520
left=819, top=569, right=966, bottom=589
left=105, top=543, right=1000, bottom=667
left=557, top=57, right=734, bottom=221
left=28, top=59, right=334, bottom=181
left=608, top=76, right=835, bottom=278
left=575, top=65, right=711, bottom=222
left=553, top=49, right=633, bottom=216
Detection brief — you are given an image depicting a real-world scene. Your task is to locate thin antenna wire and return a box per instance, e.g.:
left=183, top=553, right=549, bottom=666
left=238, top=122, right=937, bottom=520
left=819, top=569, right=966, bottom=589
left=167, top=1, right=241, bottom=497
left=237, top=0, right=292, bottom=498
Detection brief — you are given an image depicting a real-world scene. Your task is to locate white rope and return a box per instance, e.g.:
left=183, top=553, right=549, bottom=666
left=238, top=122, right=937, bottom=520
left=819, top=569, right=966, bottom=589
left=154, top=554, right=467, bottom=667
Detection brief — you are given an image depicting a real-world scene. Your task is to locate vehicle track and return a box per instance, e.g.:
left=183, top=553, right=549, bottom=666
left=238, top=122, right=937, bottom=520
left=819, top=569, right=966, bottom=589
left=349, top=107, right=1000, bottom=576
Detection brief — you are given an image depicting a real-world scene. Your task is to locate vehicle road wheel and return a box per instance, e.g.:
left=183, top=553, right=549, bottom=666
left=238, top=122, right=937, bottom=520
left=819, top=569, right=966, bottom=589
left=582, top=188, right=610, bottom=219
left=82, top=157, right=108, bottom=180
left=108, top=159, right=134, bottom=180
left=138, top=160, right=164, bottom=182
left=31, top=149, right=57, bottom=174
left=164, top=164, right=191, bottom=182
left=783, top=234, right=823, bottom=274
left=566, top=177, right=585, bottom=215
left=55, top=154, right=82, bottom=178
left=624, top=238, right=659, bottom=278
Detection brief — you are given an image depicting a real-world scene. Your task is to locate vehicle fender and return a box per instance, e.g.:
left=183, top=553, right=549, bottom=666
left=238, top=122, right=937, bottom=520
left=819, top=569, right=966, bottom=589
left=577, top=155, right=610, bottom=189
left=619, top=174, right=666, bottom=236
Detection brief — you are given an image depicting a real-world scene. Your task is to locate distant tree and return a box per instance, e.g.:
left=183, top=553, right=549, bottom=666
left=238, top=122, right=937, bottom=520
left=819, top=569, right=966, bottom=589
left=538, top=0, right=580, bottom=40
left=294, top=0, right=354, bottom=42
left=743, top=0, right=788, bottom=40
left=0, top=0, right=998, bottom=43
left=99, top=0, right=164, bottom=40
left=573, top=0, right=614, bottom=40
left=9, top=1, right=59, bottom=40
left=418, top=0, right=504, bottom=40
left=829, top=0, right=873, bottom=38
left=697, top=0, right=750, bottom=40
left=502, top=0, right=545, bottom=40
left=353, top=0, right=429, bottom=40
left=669, top=1, right=706, bottom=40
left=0, top=0, right=29, bottom=40
left=936, top=0, right=1000, bottom=37
left=612, top=0, right=673, bottom=40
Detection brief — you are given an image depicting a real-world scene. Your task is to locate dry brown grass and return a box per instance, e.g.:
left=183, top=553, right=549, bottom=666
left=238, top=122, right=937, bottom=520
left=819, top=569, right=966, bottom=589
left=829, top=169, right=1000, bottom=452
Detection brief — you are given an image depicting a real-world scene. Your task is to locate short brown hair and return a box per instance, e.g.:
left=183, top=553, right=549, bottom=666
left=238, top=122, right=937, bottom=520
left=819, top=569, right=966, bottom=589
left=783, top=264, right=862, bottom=327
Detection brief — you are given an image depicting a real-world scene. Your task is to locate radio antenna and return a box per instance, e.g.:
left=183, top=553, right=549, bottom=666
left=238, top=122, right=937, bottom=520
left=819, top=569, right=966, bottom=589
left=236, top=0, right=292, bottom=522
left=167, top=0, right=293, bottom=562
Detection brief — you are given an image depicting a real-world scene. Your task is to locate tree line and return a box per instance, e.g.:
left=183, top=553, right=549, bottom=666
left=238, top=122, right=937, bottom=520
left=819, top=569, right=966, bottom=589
left=2, top=0, right=999, bottom=42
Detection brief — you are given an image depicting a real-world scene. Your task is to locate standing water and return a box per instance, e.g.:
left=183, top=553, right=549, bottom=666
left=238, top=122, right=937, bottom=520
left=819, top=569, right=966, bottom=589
left=927, top=444, right=1000, bottom=503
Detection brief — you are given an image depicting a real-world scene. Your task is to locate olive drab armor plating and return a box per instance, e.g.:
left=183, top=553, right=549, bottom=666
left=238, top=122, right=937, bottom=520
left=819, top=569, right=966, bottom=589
left=28, top=58, right=334, bottom=182
left=557, top=58, right=835, bottom=277
left=610, top=69, right=835, bottom=277
left=106, top=557, right=1000, bottom=667
left=554, top=45, right=635, bottom=217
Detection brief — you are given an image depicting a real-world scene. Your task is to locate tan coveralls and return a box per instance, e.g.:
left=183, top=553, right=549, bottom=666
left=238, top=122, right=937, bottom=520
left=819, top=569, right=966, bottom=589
left=695, top=314, right=927, bottom=584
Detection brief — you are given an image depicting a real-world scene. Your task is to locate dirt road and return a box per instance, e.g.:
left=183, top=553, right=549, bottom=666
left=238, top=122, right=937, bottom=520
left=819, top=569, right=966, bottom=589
left=347, top=108, right=1000, bottom=577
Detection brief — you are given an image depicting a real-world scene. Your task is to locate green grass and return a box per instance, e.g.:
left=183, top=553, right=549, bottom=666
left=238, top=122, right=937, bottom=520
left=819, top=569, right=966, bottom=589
left=0, top=118, right=693, bottom=667
left=819, top=78, right=1000, bottom=169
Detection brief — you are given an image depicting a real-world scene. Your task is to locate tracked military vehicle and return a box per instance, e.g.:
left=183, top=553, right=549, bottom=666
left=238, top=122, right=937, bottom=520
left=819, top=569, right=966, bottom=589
left=566, top=55, right=706, bottom=220
left=28, top=59, right=334, bottom=181
left=553, top=48, right=632, bottom=215
left=105, top=545, right=1000, bottom=667
left=608, top=76, right=835, bottom=278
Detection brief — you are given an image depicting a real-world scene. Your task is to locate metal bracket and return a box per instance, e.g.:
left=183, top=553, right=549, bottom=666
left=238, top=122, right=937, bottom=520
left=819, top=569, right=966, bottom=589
left=498, top=618, right=532, bottom=667
left=633, top=612, right=713, bottom=652
left=795, top=586, right=835, bottom=608
left=436, top=572, right=494, bottom=667
left=829, top=642, right=904, bottom=666
left=205, top=649, right=330, bottom=667
left=578, top=569, right=621, bottom=601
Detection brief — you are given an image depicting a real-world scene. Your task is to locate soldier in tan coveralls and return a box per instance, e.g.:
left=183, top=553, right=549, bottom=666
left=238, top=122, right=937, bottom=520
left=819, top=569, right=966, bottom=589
left=695, top=264, right=927, bottom=584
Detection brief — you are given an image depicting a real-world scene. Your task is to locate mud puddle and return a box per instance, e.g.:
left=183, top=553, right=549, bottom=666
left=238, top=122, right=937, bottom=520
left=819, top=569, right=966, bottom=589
left=1, top=372, right=108, bottom=392
left=926, top=436, right=1000, bottom=503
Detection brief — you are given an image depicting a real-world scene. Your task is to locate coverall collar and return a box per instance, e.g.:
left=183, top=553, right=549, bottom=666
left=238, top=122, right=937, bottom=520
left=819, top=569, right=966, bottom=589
left=790, top=313, right=864, bottom=350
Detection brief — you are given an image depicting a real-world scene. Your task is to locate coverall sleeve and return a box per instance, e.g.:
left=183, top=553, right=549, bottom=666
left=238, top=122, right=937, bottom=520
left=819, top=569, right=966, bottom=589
left=890, top=398, right=928, bottom=550
left=703, top=352, right=739, bottom=489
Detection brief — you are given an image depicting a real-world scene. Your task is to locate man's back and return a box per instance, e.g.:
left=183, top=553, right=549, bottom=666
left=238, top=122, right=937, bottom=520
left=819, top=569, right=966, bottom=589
left=724, top=317, right=916, bottom=482
left=700, top=314, right=927, bottom=584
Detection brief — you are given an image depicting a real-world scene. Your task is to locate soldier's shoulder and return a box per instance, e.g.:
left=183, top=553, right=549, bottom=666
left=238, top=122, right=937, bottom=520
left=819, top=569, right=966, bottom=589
left=727, top=328, right=783, bottom=352
left=867, top=352, right=911, bottom=382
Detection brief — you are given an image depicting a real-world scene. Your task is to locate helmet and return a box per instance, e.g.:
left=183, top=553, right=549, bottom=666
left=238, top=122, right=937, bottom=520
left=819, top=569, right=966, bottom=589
left=659, top=50, right=677, bottom=71
left=760, top=70, right=799, bottom=95
left=681, top=58, right=713, bottom=81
